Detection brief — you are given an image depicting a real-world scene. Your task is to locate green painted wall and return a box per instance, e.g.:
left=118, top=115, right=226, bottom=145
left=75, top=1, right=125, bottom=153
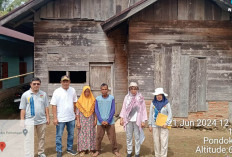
left=0, top=37, right=33, bottom=90
left=2, top=56, right=20, bottom=89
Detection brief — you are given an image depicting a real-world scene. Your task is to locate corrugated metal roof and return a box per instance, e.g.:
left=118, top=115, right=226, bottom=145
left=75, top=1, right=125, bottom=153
left=0, top=26, right=34, bottom=43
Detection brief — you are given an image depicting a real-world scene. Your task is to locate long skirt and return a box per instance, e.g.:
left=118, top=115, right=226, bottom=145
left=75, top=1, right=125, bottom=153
left=77, top=112, right=96, bottom=151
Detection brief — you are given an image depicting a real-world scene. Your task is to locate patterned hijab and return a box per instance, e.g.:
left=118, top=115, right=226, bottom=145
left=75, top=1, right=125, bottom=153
left=76, top=86, right=95, bottom=117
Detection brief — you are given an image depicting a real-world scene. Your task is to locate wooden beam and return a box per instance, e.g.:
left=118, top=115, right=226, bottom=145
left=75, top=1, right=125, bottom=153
left=171, top=46, right=181, bottom=117
left=13, top=14, right=34, bottom=28
left=179, top=55, right=190, bottom=117
left=229, top=102, right=232, bottom=124
left=197, top=58, right=207, bottom=111
left=189, top=57, right=198, bottom=112
left=101, top=0, right=157, bottom=32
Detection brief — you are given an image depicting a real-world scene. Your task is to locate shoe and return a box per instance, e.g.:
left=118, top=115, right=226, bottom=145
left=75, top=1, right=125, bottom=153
left=38, top=153, right=46, bottom=157
left=135, top=154, right=140, bottom=157
left=67, top=149, right=78, bottom=155
left=57, top=152, right=62, bottom=157
left=126, top=154, right=132, bottom=157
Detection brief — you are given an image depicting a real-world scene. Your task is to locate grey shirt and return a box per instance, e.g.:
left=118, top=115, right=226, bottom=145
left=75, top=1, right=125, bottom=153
left=148, top=102, right=172, bottom=127
left=19, top=89, right=49, bottom=125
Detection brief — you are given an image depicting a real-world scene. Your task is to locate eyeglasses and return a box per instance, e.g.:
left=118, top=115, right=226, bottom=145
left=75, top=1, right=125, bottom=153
left=32, top=83, right=41, bottom=86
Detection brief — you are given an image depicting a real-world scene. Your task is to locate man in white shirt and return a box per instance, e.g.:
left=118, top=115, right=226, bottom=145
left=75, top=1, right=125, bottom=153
left=51, top=75, right=77, bottom=157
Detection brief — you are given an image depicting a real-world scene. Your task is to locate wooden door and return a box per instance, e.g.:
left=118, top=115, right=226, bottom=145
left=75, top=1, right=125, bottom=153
left=20, top=62, right=27, bottom=84
left=0, top=62, right=8, bottom=89
left=90, top=64, right=114, bottom=97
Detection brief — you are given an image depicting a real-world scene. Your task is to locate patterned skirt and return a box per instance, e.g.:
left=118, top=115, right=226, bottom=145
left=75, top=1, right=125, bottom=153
left=77, top=112, right=96, bottom=151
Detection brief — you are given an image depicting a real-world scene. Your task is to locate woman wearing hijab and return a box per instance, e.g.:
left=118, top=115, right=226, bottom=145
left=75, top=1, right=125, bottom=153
left=120, top=82, right=147, bottom=157
left=148, top=88, right=172, bottom=157
left=76, top=86, right=97, bottom=156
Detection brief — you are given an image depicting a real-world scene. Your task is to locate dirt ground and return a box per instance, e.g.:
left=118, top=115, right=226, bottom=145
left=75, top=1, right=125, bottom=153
left=34, top=120, right=232, bottom=157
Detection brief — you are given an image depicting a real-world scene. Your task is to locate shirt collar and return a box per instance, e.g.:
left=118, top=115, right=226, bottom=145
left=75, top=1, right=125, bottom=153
left=30, top=88, right=41, bottom=95
left=101, top=94, right=109, bottom=99
left=61, top=87, right=70, bottom=91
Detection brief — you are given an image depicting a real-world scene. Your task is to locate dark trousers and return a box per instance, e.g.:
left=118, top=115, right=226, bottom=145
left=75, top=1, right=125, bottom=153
left=96, top=124, right=119, bottom=153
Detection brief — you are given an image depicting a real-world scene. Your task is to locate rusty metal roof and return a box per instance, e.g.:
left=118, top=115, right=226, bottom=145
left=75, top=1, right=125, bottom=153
left=0, top=26, right=34, bottom=43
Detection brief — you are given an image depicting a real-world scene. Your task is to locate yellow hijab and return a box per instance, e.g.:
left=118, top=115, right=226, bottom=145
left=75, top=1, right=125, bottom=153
left=76, top=86, right=95, bottom=117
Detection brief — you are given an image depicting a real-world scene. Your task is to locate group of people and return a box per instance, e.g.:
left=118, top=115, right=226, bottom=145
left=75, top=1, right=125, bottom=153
left=19, top=75, right=172, bottom=157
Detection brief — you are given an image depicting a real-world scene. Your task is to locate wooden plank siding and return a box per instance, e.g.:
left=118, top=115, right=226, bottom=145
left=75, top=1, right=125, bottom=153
left=38, top=0, right=138, bottom=21
left=34, top=20, right=128, bottom=104
left=33, top=0, right=232, bottom=118
left=129, top=19, right=232, bottom=116
left=131, top=0, right=229, bottom=22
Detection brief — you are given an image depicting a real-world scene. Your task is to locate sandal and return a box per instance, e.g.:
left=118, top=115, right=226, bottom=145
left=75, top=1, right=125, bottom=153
left=79, top=151, right=85, bottom=156
left=92, top=151, right=99, bottom=157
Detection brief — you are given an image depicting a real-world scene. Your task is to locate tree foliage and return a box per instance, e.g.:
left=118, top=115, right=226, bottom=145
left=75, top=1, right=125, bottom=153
left=0, top=0, right=29, bottom=17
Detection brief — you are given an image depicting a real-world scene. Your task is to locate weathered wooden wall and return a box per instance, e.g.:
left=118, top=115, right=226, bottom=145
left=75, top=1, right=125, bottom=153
left=33, top=0, right=232, bottom=117
left=34, top=20, right=128, bottom=104
left=131, top=0, right=230, bottom=22
left=38, top=0, right=140, bottom=21
left=129, top=0, right=232, bottom=117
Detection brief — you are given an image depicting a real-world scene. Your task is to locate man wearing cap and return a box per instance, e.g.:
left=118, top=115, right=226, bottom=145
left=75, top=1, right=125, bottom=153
left=19, top=77, right=50, bottom=157
left=51, top=75, right=77, bottom=157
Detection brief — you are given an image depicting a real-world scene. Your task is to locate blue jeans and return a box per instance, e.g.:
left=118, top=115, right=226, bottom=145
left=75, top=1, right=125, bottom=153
left=56, top=120, right=75, bottom=152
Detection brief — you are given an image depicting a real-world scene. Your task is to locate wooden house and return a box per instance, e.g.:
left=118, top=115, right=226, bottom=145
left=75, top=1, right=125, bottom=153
left=0, top=26, right=34, bottom=89
left=1, top=0, right=231, bottom=117
left=0, top=26, right=34, bottom=107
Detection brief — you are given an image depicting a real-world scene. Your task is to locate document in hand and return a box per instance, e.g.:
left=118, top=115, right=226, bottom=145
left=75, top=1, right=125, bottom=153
left=155, top=113, right=171, bottom=129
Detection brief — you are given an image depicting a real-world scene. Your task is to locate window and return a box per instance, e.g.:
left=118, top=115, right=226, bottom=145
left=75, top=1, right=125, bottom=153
left=49, top=71, right=87, bottom=84
left=69, top=71, right=86, bottom=83
left=49, top=71, right=66, bottom=83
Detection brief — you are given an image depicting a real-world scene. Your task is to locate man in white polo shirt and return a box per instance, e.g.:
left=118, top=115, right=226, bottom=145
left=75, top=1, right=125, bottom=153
left=51, top=75, right=77, bottom=157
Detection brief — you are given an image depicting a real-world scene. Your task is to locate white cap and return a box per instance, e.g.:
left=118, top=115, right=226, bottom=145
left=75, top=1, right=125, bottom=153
left=152, top=88, right=168, bottom=96
left=129, top=82, right=138, bottom=87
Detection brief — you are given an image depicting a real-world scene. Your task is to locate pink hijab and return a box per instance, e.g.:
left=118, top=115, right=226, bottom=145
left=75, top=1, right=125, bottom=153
left=120, top=92, right=147, bottom=131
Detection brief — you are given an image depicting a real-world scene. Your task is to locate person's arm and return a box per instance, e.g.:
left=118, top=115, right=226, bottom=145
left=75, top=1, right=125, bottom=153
left=19, top=93, right=27, bottom=120
left=119, top=96, right=127, bottom=126
left=76, top=108, right=80, bottom=128
left=94, top=113, right=97, bottom=127
left=106, top=99, right=115, bottom=124
left=95, top=100, right=104, bottom=124
left=73, top=102, right=76, bottom=114
left=45, top=107, right=50, bottom=125
left=73, top=90, right=78, bottom=114
left=148, top=102, right=153, bottom=132
left=20, top=110, right=26, bottom=120
left=166, top=103, right=173, bottom=126
left=44, top=93, right=50, bottom=125
left=52, top=105, right=58, bottom=125
left=50, top=92, right=58, bottom=125
left=141, top=96, right=147, bottom=128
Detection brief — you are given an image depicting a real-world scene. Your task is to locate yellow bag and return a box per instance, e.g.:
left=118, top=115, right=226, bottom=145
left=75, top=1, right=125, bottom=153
left=155, top=113, right=171, bottom=130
